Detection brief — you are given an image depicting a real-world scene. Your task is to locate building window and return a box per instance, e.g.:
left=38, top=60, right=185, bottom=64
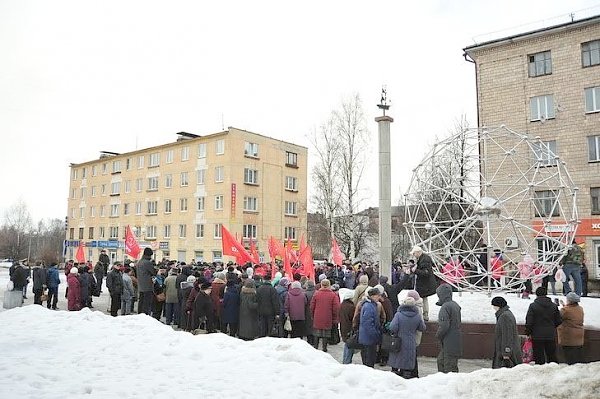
left=149, top=152, right=160, bottom=167
left=78, top=227, right=84, bottom=240
left=165, top=174, right=173, bottom=188
left=81, top=168, right=86, bottom=179
left=125, top=181, right=131, bottom=193
left=284, top=226, right=297, bottom=240
left=194, top=251, right=204, bottom=262
left=164, top=199, right=172, bottom=213
left=91, top=186, right=96, bottom=197
left=244, top=168, right=259, bottom=185
left=90, top=206, right=95, bottom=218
left=123, top=203, right=129, bottom=215
left=181, top=146, right=190, bottom=161
left=243, top=224, right=257, bottom=239
left=138, top=155, right=144, bottom=169
left=146, top=226, right=157, bottom=239
left=285, top=201, right=298, bottom=216
left=589, top=135, right=600, bottom=162
left=215, top=166, right=224, bottom=182
left=146, top=176, right=158, bottom=191
left=216, top=139, right=225, bottom=155
left=529, top=95, right=555, bottom=121
left=80, top=187, right=86, bottom=199
left=69, top=228, right=74, bottom=240
left=591, top=187, right=600, bottom=215
left=112, top=160, right=121, bottom=173
left=243, top=196, right=258, bottom=212
left=582, top=39, right=600, bottom=68
left=134, top=226, right=142, bottom=238
left=214, top=223, right=222, bottom=238
left=88, top=227, right=94, bottom=240
left=197, top=197, right=205, bottom=212
left=195, top=224, right=204, bottom=239
left=215, top=195, right=224, bottom=210
left=135, top=202, right=142, bottom=215
left=198, top=143, right=206, bottom=158
left=92, top=165, right=97, bottom=176
left=164, top=224, right=171, bottom=238
left=71, top=188, right=76, bottom=199
left=197, top=169, right=205, bottom=185
left=285, top=176, right=298, bottom=191
left=136, top=178, right=143, bottom=192
left=585, top=86, right=600, bottom=113
left=72, top=169, right=78, bottom=180
left=532, top=140, right=557, bottom=166
left=79, top=207, right=85, bottom=219
left=286, top=151, right=298, bottom=167
left=100, top=205, right=105, bottom=217
left=528, top=51, right=552, bottom=77
left=110, top=204, right=119, bottom=217
left=212, top=250, right=222, bottom=260
left=126, top=158, right=132, bottom=170
left=110, top=182, right=120, bottom=195
left=101, top=184, right=106, bottom=196
left=109, top=226, right=119, bottom=239
left=179, top=224, right=187, bottom=238
left=99, top=227, right=105, bottom=239
left=244, top=142, right=259, bottom=157
left=102, top=163, right=107, bottom=174
left=180, top=172, right=189, bottom=187
left=534, top=190, right=559, bottom=217
left=166, top=149, right=174, bottom=164
left=180, top=198, right=188, bottom=212
left=147, top=200, right=158, bottom=215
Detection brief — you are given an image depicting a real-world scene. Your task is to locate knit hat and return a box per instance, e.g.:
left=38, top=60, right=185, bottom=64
left=374, top=284, right=385, bottom=295
left=143, top=247, right=153, bottom=257
left=70, top=267, right=79, bottom=275
left=186, top=275, right=196, bottom=283
left=410, top=245, right=423, bottom=255
left=566, top=292, right=580, bottom=303
left=535, top=287, right=547, bottom=297
left=318, top=273, right=327, bottom=282
left=358, top=275, right=369, bottom=285
left=279, top=277, right=290, bottom=287
left=406, top=290, right=421, bottom=301
left=320, top=279, right=331, bottom=288
left=342, top=290, right=354, bottom=301
left=291, top=281, right=301, bottom=289
left=403, top=297, right=416, bottom=306
left=491, top=296, right=507, bottom=308
left=368, top=288, right=380, bottom=297
left=379, top=275, right=388, bottom=284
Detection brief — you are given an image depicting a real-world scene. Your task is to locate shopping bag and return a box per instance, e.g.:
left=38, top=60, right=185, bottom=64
left=284, top=316, right=292, bottom=332
left=554, top=269, right=566, bottom=283
left=522, top=337, right=534, bottom=364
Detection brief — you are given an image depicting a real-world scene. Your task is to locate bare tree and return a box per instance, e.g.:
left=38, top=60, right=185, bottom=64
left=0, top=199, right=33, bottom=260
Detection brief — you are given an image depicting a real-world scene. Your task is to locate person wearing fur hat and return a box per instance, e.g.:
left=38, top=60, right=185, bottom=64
left=137, top=247, right=157, bottom=315
left=525, top=287, right=562, bottom=365
left=358, top=288, right=383, bottom=367
left=192, top=282, right=215, bottom=333
left=557, top=292, right=584, bottom=364
left=106, top=263, right=124, bottom=317
left=435, top=283, right=462, bottom=372
left=491, top=296, right=521, bottom=368
left=310, top=279, right=340, bottom=352
left=410, top=246, right=438, bottom=322
left=238, top=279, right=259, bottom=340
left=285, top=281, right=308, bottom=338
left=388, top=295, right=426, bottom=378
left=222, top=279, right=241, bottom=337
left=339, top=290, right=357, bottom=364
left=66, top=267, right=81, bottom=311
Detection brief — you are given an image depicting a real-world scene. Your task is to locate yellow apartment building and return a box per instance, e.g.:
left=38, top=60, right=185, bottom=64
left=65, top=127, right=308, bottom=264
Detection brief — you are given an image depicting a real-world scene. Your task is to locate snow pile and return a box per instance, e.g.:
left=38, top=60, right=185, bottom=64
left=1, top=306, right=599, bottom=399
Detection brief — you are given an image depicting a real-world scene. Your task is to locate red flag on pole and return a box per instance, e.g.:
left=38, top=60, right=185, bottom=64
left=221, top=225, right=254, bottom=265
left=75, top=242, right=86, bottom=263
left=250, top=239, right=260, bottom=264
left=331, top=237, right=344, bottom=267
left=299, top=239, right=315, bottom=281
left=268, top=236, right=278, bottom=278
left=283, top=238, right=294, bottom=278
left=125, top=225, right=141, bottom=259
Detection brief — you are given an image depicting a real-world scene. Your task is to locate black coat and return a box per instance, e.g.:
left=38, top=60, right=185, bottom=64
left=238, top=287, right=259, bottom=339
left=32, top=267, right=47, bottom=290
left=10, top=265, right=29, bottom=290
left=180, top=286, right=193, bottom=329
left=525, top=296, right=562, bottom=340
left=106, top=270, right=123, bottom=296
left=192, top=290, right=215, bottom=331
left=222, top=285, right=241, bottom=324
left=256, top=283, right=280, bottom=316
left=415, top=253, right=438, bottom=298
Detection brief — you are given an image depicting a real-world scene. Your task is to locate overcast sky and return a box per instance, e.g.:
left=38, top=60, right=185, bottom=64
left=1, top=0, right=599, bottom=223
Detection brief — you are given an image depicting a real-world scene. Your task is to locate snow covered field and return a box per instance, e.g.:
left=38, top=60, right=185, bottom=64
left=0, top=306, right=598, bottom=399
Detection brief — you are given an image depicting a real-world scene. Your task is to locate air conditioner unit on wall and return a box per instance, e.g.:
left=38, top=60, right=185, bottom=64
left=504, top=236, right=519, bottom=250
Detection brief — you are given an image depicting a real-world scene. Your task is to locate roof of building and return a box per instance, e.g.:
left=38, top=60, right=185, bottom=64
left=464, top=14, right=600, bottom=55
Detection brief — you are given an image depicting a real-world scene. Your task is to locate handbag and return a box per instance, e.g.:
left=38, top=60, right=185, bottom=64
left=40, top=291, right=48, bottom=303
left=381, top=332, right=402, bottom=353
left=346, top=331, right=363, bottom=350
left=284, top=316, right=292, bottom=332
left=270, top=317, right=284, bottom=337
left=155, top=292, right=166, bottom=302
left=522, top=337, right=534, bottom=364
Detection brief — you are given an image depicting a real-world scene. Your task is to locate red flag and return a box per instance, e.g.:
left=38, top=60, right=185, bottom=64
left=250, top=239, right=260, bottom=264
left=299, top=238, right=315, bottom=281
left=125, top=225, right=141, bottom=259
left=221, top=225, right=254, bottom=265
left=75, top=242, right=86, bottom=263
left=268, top=236, right=281, bottom=279
left=331, top=237, right=344, bottom=267
left=283, top=239, right=294, bottom=278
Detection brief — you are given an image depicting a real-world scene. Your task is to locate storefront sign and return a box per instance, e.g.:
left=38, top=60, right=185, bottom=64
left=159, top=241, right=169, bottom=250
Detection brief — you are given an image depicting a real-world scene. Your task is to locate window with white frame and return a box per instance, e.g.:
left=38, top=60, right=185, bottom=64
left=532, top=140, right=558, bottom=166
left=72, top=169, right=78, bottom=180
left=216, top=139, right=224, bottom=155
left=530, top=95, right=555, bottom=121
left=134, top=226, right=141, bottom=238
left=135, top=202, right=142, bottom=215
left=101, top=184, right=106, bottom=195
left=244, top=168, right=259, bottom=185
left=147, top=176, right=159, bottom=191
left=591, top=187, right=600, bottom=215
left=71, top=207, right=75, bottom=218
left=138, top=155, right=144, bottom=169
left=123, top=203, right=129, bottom=215
left=528, top=51, right=552, bottom=77
left=243, top=196, right=258, bottom=211
left=164, top=224, right=171, bottom=238
left=112, top=160, right=121, bottom=173
left=78, top=227, right=84, bottom=240
left=149, top=152, right=160, bottom=167
left=79, top=207, right=85, bottom=219
left=125, top=180, right=131, bottom=193
left=181, top=146, right=190, bottom=161
left=214, top=223, right=222, bottom=238
left=164, top=199, right=172, bottom=213
left=197, top=169, right=205, bottom=185
left=126, top=158, right=132, bottom=170
left=534, top=190, right=560, bottom=217
left=285, top=176, right=298, bottom=191
left=165, top=149, right=173, bottom=164
left=285, top=201, right=298, bottom=215
left=180, top=172, right=189, bottom=186
left=90, top=206, right=95, bottom=217
left=198, top=143, right=206, bottom=158
left=243, top=224, right=257, bottom=239
left=80, top=187, right=86, bottom=199
left=102, top=163, right=107, bottom=174
left=197, top=196, right=205, bottom=212
left=215, top=195, right=224, bottom=210
left=286, top=151, right=298, bottom=166
left=180, top=198, right=188, bottom=212
left=589, top=135, right=600, bottom=162
left=582, top=39, right=600, bottom=68
left=99, top=226, right=105, bottom=239
left=109, top=226, right=119, bottom=239
left=147, top=200, right=158, bottom=215
left=146, top=225, right=157, bottom=239
left=92, top=165, right=97, bottom=176
left=212, top=250, right=222, bottom=260
left=244, top=142, right=259, bottom=157
left=110, top=204, right=119, bottom=217
left=214, top=166, right=224, bottom=182
left=91, top=186, right=96, bottom=197
left=585, top=86, right=600, bottom=113
left=179, top=224, right=187, bottom=238
left=165, top=174, right=173, bottom=188
left=81, top=168, right=86, bottom=179
left=136, top=178, right=143, bottom=192
left=100, top=205, right=105, bottom=217
left=88, top=227, right=94, bottom=239
left=71, top=188, right=76, bottom=199
left=195, top=224, right=204, bottom=239
left=284, top=226, right=297, bottom=240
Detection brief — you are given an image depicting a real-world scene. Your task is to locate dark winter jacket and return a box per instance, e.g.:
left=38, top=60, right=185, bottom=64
left=46, top=266, right=60, bottom=288
left=32, top=267, right=47, bottom=290
left=492, top=306, right=522, bottom=368
left=275, top=284, right=288, bottom=318
left=343, top=269, right=355, bottom=289
left=310, top=288, right=340, bottom=330
left=525, top=296, right=562, bottom=340
left=180, top=286, right=193, bottom=329
left=176, top=267, right=192, bottom=302
left=380, top=296, right=394, bottom=322
left=99, top=253, right=110, bottom=268
left=304, top=283, right=316, bottom=336
left=192, top=290, right=215, bottom=332
left=106, top=269, right=124, bottom=296
left=238, top=286, right=259, bottom=339
left=435, top=284, right=462, bottom=356
left=388, top=304, right=426, bottom=370
left=415, top=253, right=438, bottom=298
left=358, top=298, right=382, bottom=346
left=222, top=284, right=241, bottom=324
left=339, top=298, right=356, bottom=342
left=79, top=272, right=90, bottom=302
left=10, top=265, right=29, bottom=290
left=285, top=287, right=307, bottom=321
left=136, top=255, right=156, bottom=293
left=256, top=283, right=281, bottom=316
left=67, top=273, right=81, bottom=311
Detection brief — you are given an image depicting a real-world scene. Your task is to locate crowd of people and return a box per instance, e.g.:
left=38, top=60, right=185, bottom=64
left=6, top=244, right=588, bottom=376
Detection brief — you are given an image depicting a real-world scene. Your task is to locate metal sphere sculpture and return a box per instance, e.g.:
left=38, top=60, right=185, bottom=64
left=404, top=126, right=578, bottom=292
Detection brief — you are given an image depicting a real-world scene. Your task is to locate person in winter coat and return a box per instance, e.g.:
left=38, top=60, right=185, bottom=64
left=410, top=246, right=438, bottom=322
left=388, top=296, right=426, bottom=378
left=435, top=283, right=462, bottom=373
left=152, top=268, right=167, bottom=320
left=94, top=260, right=104, bottom=295
left=343, top=265, right=355, bottom=289
left=256, top=274, right=281, bottom=337
left=45, top=263, right=61, bottom=310
left=491, top=296, right=522, bottom=368
left=525, top=287, right=562, bottom=365
left=78, top=266, right=91, bottom=308
left=10, top=263, right=29, bottom=295
left=121, top=266, right=135, bottom=315
left=352, top=275, right=370, bottom=305
left=163, top=269, right=180, bottom=325
left=136, top=248, right=156, bottom=315
left=106, top=264, right=124, bottom=317
left=210, top=272, right=227, bottom=331
left=192, top=282, right=216, bottom=333
left=222, top=279, right=241, bottom=337
left=304, top=280, right=316, bottom=345
left=32, top=262, right=47, bottom=305
left=99, top=249, right=110, bottom=276
left=238, top=279, right=259, bottom=340
left=339, top=290, right=357, bottom=364
left=66, top=267, right=81, bottom=311
left=285, top=281, right=308, bottom=338
left=358, top=288, right=383, bottom=368
left=175, top=266, right=192, bottom=326
left=180, top=276, right=196, bottom=330
left=310, top=279, right=340, bottom=352
left=557, top=292, right=584, bottom=364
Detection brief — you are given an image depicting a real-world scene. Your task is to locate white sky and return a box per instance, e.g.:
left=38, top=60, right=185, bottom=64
left=1, top=0, right=599, bottom=222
